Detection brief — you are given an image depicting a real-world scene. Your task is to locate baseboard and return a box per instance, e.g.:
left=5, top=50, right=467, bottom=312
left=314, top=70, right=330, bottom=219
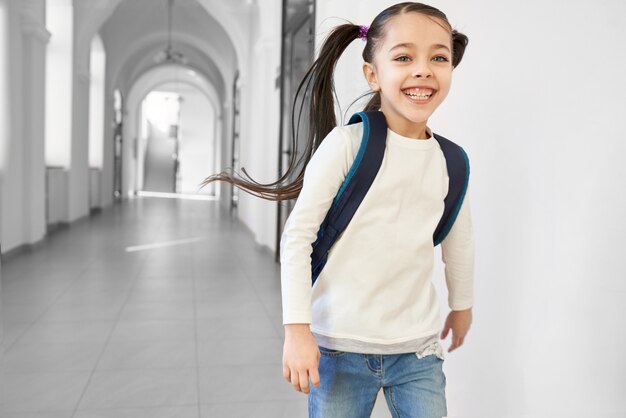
left=2, top=209, right=101, bottom=261
left=45, top=221, right=70, bottom=235
left=1, top=237, right=48, bottom=262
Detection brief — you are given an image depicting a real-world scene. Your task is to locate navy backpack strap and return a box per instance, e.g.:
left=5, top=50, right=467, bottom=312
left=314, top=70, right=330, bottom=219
left=432, top=133, right=470, bottom=245
left=310, top=111, right=387, bottom=285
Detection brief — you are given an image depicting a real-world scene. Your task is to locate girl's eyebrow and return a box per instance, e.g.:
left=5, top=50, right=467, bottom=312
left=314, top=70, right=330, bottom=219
left=388, top=42, right=451, bottom=53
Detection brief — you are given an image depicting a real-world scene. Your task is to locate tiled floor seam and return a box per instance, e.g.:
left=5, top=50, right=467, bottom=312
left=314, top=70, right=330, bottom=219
left=4, top=264, right=96, bottom=353
left=235, top=252, right=284, bottom=340
left=69, top=245, right=151, bottom=417
left=191, top=240, right=203, bottom=416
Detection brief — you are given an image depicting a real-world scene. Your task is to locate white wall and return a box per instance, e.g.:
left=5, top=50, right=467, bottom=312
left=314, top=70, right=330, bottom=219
left=0, top=0, right=7, bottom=349
left=1, top=0, right=49, bottom=253
left=236, top=0, right=281, bottom=252
left=1, top=0, right=25, bottom=252
left=89, top=34, right=105, bottom=169
left=44, top=0, right=91, bottom=226
left=317, top=1, right=626, bottom=417
left=0, top=0, right=5, bottom=352
left=0, top=0, right=10, bottom=257
left=45, top=0, right=73, bottom=168
left=19, top=3, right=49, bottom=245
left=178, top=88, right=217, bottom=195
left=0, top=0, right=8, bottom=173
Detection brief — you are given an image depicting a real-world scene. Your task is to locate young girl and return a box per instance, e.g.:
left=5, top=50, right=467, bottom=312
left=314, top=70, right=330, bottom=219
left=204, top=2, right=473, bottom=417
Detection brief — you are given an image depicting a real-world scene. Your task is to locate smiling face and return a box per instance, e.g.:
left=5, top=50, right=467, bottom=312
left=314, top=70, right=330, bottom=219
left=363, top=12, right=453, bottom=139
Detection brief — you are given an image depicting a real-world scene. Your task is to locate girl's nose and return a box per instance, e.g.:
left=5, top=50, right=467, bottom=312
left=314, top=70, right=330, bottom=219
left=412, top=62, right=433, bottom=78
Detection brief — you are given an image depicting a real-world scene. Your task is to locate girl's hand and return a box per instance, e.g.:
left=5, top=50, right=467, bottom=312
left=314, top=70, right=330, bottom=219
left=440, top=308, right=472, bottom=352
left=282, top=324, right=321, bottom=394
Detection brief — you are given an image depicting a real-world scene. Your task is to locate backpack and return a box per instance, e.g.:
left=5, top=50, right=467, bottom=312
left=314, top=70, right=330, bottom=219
left=310, top=110, right=470, bottom=285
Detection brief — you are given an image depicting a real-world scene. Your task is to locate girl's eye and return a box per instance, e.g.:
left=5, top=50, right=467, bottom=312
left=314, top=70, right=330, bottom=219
left=394, top=56, right=411, bottom=62
left=433, top=56, right=450, bottom=62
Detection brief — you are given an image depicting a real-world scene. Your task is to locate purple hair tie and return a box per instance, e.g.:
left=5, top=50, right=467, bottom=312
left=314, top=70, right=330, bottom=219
left=358, top=25, right=369, bottom=41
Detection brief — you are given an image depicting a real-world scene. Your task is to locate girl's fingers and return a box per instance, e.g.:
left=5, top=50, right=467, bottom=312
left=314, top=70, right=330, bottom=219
left=290, top=370, right=301, bottom=392
left=282, top=364, right=291, bottom=382
left=299, top=370, right=311, bottom=394
left=309, top=367, right=321, bottom=388
left=440, top=325, right=450, bottom=339
left=448, top=334, right=465, bottom=352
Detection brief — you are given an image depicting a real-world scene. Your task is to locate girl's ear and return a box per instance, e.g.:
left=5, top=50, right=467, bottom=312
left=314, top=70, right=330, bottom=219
left=363, top=62, right=380, bottom=92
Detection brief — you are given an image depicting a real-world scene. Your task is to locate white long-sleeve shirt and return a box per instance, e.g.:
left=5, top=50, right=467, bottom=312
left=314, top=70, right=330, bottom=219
left=280, top=121, right=474, bottom=355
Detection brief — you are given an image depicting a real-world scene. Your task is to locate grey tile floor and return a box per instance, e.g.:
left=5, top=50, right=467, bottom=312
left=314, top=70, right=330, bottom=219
left=1, top=198, right=397, bottom=418
left=0, top=198, right=307, bottom=417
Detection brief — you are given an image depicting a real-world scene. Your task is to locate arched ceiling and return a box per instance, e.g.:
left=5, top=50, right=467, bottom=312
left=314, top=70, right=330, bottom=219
left=90, top=0, right=258, bottom=103
left=116, top=35, right=226, bottom=100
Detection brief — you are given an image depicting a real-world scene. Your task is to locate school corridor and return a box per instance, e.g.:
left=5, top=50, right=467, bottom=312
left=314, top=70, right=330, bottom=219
left=0, top=0, right=317, bottom=413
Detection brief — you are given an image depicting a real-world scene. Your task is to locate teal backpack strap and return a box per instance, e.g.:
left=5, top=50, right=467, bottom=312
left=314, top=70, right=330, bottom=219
left=432, top=133, right=470, bottom=245
left=310, top=111, right=388, bottom=285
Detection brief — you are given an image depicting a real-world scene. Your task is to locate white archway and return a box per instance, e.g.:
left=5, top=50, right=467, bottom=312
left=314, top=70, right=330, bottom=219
left=123, top=64, right=223, bottom=198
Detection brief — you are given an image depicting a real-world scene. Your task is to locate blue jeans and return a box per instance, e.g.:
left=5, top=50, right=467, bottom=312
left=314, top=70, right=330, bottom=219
left=309, top=347, right=447, bottom=418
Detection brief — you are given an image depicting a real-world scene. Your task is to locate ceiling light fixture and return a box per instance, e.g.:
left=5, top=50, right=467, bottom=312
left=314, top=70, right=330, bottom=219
left=154, top=0, right=188, bottom=65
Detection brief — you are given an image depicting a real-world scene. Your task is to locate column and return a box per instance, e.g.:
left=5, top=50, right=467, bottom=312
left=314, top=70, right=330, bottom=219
left=21, top=1, right=51, bottom=243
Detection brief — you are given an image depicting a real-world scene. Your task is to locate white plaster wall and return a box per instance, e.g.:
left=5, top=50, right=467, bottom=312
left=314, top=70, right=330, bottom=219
left=89, top=35, right=105, bottom=169
left=317, top=1, right=626, bottom=417
left=44, top=0, right=73, bottom=168
left=1, top=0, right=25, bottom=252
left=0, top=0, right=4, bottom=352
left=0, top=1, right=8, bottom=282
left=20, top=11, right=49, bottom=245
left=177, top=88, right=216, bottom=195
left=236, top=0, right=281, bottom=252
left=0, top=0, right=10, bottom=174
left=1, top=0, right=49, bottom=253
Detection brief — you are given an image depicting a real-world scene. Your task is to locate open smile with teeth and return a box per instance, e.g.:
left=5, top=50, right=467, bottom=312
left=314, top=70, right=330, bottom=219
left=403, top=88, right=435, bottom=100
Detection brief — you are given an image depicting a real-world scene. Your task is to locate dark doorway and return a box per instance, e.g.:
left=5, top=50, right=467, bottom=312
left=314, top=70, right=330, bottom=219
left=113, top=89, right=124, bottom=200
left=276, top=0, right=316, bottom=261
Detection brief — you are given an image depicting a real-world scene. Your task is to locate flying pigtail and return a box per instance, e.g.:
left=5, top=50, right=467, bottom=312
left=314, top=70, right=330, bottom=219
left=201, top=23, right=362, bottom=201
left=305, top=24, right=363, bottom=153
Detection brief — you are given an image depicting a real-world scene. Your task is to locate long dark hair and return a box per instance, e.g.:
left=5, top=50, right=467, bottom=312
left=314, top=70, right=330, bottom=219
left=201, top=2, right=468, bottom=200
